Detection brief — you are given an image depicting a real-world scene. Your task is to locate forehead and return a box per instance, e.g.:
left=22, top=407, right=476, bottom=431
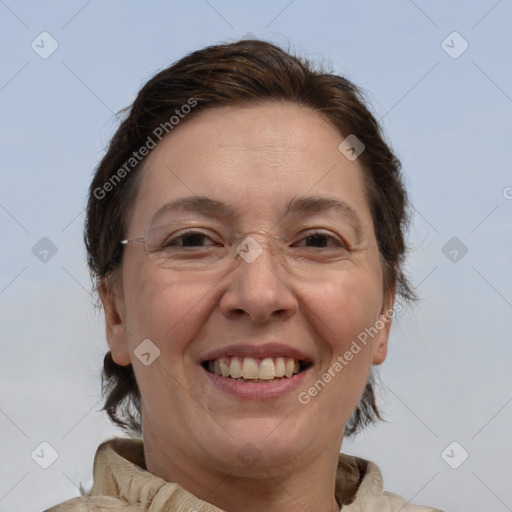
left=127, top=102, right=374, bottom=234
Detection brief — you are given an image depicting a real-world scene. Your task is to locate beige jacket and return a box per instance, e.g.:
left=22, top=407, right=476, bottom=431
left=46, top=438, right=443, bottom=512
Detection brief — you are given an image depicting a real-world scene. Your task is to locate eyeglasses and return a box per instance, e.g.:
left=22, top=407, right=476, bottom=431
left=120, top=222, right=365, bottom=276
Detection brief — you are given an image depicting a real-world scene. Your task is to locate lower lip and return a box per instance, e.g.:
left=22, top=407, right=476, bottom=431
left=201, top=366, right=310, bottom=399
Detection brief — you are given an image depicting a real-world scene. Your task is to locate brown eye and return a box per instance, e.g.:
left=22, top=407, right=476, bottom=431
left=304, top=233, right=331, bottom=248
left=163, top=230, right=218, bottom=248
left=294, top=231, right=348, bottom=249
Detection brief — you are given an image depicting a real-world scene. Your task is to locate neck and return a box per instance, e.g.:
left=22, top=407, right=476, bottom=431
left=144, top=431, right=342, bottom=512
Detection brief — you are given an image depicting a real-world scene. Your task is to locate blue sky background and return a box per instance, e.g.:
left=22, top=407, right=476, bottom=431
left=1, top=1, right=511, bottom=511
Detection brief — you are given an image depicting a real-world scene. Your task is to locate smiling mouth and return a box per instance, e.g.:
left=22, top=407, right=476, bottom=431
left=201, top=356, right=311, bottom=382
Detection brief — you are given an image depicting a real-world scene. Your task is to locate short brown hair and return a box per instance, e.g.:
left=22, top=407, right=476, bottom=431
left=85, top=39, right=415, bottom=437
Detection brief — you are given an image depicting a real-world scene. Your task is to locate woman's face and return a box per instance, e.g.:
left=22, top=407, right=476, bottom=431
left=104, top=102, right=393, bottom=475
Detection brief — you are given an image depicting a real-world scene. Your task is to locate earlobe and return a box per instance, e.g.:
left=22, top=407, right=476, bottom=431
left=372, top=340, right=388, bottom=365
left=372, top=290, right=395, bottom=366
left=100, top=278, right=131, bottom=367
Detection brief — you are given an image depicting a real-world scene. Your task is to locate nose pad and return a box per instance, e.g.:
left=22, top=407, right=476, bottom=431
left=235, top=235, right=265, bottom=264
left=235, top=231, right=281, bottom=263
left=234, top=231, right=283, bottom=265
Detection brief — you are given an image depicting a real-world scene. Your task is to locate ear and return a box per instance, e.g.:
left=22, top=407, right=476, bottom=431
left=99, top=276, right=131, bottom=366
left=372, top=289, right=396, bottom=366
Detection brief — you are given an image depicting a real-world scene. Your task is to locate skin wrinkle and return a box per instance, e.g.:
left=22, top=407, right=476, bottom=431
left=102, top=102, right=393, bottom=512
left=128, top=201, right=368, bottom=278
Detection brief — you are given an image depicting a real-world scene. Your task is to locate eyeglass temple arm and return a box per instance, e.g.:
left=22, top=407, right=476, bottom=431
left=120, top=237, right=145, bottom=246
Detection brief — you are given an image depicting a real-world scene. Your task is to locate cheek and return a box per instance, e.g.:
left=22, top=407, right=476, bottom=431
left=297, top=278, right=381, bottom=424
left=122, top=266, right=216, bottom=413
left=123, top=262, right=214, bottom=357
left=299, top=268, right=383, bottom=350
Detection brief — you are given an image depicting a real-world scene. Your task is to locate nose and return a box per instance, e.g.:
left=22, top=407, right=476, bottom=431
left=219, top=235, right=298, bottom=324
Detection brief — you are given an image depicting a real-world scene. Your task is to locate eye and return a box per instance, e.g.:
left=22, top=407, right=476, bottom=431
left=293, top=231, right=348, bottom=250
left=163, top=229, right=220, bottom=248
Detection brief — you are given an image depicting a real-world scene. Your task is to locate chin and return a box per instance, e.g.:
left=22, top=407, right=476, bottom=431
left=204, top=416, right=316, bottom=473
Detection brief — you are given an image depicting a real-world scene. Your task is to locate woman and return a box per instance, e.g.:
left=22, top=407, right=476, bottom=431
left=47, top=40, right=443, bottom=512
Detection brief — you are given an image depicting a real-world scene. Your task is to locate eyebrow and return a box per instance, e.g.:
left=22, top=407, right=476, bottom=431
left=150, top=196, right=241, bottom=224
left=286, top=196, right=365, bottom=241
left=150, top=195, right=365, bottom=239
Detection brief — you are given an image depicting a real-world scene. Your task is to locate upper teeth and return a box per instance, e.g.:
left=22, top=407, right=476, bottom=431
left=207, top=356, right=301, bottom=380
